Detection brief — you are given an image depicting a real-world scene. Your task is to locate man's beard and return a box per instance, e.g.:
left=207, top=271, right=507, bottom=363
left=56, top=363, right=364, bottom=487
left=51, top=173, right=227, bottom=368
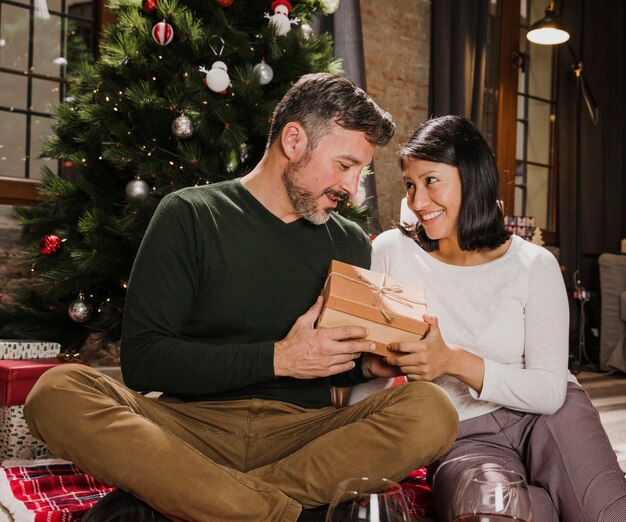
left=282, top=153, right=348, bottom=225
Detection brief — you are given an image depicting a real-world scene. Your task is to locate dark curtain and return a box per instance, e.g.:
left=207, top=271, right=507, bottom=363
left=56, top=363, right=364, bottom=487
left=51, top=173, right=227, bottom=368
left=557, top=0, right=625, bottom=292
left=312, top=0, right=379, bottom=226
left=429, top=0, right=490, bottom=127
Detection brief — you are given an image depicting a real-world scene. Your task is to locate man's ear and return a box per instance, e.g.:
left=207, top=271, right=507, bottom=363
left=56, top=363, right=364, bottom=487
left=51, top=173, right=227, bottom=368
left=280, top=122, right=309, bottom=161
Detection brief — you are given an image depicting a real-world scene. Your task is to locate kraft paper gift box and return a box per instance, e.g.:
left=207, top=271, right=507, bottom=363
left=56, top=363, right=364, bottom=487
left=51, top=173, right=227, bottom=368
left=317, top=260, right=429, bottom=356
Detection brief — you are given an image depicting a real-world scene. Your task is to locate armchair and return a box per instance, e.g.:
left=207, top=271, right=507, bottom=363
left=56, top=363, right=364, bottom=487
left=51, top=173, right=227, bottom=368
left=599, top=253, right=626, bottom=372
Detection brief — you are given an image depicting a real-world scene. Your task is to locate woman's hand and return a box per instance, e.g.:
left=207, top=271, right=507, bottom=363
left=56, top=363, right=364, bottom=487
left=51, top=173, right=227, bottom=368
left=386, top=314, right=485, bottom=391
left=361, top=352, right=404, bottom=379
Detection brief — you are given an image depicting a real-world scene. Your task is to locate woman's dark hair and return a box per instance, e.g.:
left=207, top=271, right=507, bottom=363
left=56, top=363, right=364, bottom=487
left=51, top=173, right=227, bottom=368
left=398, top=115, right=510, bottom=252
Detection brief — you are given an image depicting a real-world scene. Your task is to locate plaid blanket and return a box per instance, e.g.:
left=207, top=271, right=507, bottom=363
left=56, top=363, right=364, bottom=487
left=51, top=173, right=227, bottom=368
left=0, top=459, right=114, bottom=521
left=0, top=458, right=433, bottom=521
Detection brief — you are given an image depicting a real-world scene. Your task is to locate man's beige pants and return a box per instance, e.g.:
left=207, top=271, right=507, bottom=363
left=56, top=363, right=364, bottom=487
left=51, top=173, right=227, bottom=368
left=24, top=364, right=458, bottom=521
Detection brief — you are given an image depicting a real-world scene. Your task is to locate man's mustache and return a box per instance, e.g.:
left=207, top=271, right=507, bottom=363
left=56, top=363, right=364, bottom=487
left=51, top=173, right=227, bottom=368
left=323, top=188, right=349, bottom=201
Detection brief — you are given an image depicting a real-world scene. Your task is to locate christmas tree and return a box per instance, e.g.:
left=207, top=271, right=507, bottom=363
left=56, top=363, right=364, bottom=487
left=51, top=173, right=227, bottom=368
left=0, top=0, right=373, bottom=353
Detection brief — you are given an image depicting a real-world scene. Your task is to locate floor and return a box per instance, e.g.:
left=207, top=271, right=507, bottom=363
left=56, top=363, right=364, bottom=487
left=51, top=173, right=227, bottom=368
left=0, top=370, right=624, bottom=521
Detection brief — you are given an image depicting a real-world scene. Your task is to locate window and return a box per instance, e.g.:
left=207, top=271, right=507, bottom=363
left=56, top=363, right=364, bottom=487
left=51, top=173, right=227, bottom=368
left=493, top=0, right=559, bottom=245
left=0, top=0, right=96, bottom=204
left=516, top=0, right=558, bottom=233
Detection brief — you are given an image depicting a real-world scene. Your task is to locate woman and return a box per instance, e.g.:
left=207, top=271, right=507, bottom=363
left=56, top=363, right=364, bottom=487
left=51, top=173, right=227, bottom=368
left=363, top=115, right=626, bottom=521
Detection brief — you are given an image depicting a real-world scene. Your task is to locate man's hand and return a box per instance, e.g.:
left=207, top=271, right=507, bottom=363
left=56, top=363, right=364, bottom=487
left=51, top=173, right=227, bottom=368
left=274, top=296, right=376, bottom=379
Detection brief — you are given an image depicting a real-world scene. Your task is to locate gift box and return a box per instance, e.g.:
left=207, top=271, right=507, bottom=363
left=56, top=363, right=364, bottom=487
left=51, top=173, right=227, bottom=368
left=0, top=358, right=79, bottom=406
left=0, top=340, right=61, bottom=360
left=0, top=404, right=54, bottom=460
left=317, top=260, right=428, bottom=356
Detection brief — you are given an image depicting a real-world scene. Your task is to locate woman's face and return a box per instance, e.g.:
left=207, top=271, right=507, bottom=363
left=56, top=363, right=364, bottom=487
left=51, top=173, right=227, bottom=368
left=403, top=158, right=462, bottom=243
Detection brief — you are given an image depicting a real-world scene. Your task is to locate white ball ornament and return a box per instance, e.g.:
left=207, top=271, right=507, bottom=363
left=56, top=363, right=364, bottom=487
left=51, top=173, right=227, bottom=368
left=125, top=176, right=150, bottom=202
left=253, top=62, right=274, bottom=85
left=203, top=61, right=230, bottom=93
left=151, top=21, right=174, bottom=46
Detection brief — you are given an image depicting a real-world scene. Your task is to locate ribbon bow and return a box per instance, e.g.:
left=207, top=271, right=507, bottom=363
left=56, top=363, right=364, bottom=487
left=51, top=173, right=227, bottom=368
left=326, top=272, right=426, bottom=323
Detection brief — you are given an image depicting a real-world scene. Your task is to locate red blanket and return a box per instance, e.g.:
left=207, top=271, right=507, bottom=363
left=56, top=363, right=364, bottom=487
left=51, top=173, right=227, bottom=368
left=0, top=459, right=114, bottom=521
left=0, top=459, right=434, bottom=520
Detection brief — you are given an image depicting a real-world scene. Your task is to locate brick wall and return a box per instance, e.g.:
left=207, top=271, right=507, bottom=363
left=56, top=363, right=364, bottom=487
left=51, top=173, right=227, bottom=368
left=361, top=0, right=430, bottom=230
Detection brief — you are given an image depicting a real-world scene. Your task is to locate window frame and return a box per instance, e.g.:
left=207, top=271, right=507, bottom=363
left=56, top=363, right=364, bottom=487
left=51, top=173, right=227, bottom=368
left=0, top=0, right=110, bottom=206
left=495, top=0, right=560, bottom=245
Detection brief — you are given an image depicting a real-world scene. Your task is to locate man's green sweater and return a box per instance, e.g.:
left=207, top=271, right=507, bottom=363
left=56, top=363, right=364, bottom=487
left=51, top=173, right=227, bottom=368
left=121, top=180, right=372, bottom=408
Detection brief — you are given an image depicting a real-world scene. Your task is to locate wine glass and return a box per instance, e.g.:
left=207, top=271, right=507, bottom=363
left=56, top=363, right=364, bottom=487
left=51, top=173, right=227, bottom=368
left=451, top=465, right=533, bottom=522
left=325, top=477, right=411, bottom=522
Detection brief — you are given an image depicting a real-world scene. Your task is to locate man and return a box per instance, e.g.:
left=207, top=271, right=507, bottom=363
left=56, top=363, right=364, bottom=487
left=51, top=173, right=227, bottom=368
left=25, top=73, right=458, bottom=521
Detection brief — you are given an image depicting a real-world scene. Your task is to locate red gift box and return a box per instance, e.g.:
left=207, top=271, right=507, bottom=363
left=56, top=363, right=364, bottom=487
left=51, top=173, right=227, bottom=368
left=0, top=359, right=83, bottom=406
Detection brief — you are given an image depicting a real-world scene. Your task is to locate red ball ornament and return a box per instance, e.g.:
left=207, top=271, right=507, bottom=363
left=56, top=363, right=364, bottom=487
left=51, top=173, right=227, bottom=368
left=152, top=21, right=174, bottom=46
left=39, top=234, right=63, bottom=256
left=142, top=0, right=158, bottom=14
left=214, top=0, right=234, bottom=6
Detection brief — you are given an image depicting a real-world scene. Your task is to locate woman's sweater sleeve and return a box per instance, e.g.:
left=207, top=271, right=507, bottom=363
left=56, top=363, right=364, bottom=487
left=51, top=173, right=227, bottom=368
left=476, top=250, right=570, bottom=414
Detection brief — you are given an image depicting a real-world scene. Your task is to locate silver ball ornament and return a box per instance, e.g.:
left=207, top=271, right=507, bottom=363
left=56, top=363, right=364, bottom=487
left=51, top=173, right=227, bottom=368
left=68, top=296, right=93, bottom=323
left=125, top=177, right=150, bottom=202
left=171, top=115, right=193, bottom=139
left=253, top=62, right=274, bottom=85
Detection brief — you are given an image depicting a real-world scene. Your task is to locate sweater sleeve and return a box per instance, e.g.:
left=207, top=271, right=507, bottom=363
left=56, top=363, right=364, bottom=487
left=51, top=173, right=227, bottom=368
left=475, top=249, right=570, bottom=414
left=121, top=193, right=275, bottom=394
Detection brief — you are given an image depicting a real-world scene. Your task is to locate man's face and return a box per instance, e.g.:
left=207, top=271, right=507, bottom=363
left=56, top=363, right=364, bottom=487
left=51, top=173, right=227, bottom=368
left=282, top=126, right=376, bottom=225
